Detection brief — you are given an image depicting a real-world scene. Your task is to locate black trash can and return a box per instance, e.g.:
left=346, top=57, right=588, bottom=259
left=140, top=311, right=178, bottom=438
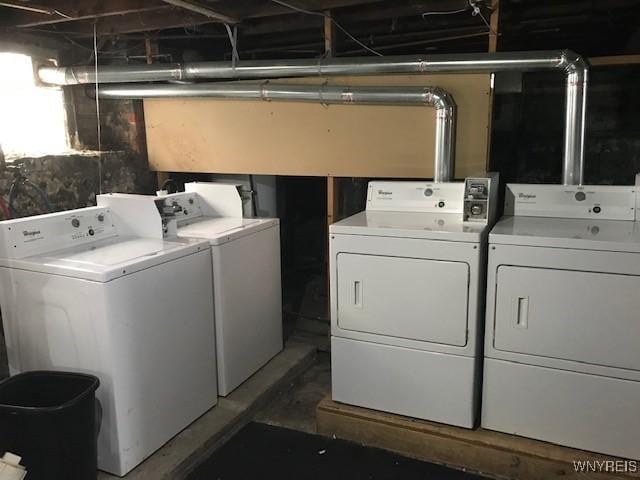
left=0, top=371, right=100, bottom=480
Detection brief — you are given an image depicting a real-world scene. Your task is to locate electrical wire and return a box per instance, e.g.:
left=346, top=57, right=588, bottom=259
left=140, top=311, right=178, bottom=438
left=93, top=22, right=103, bottom=195
left=223, top=23, right=239, bottom=66
left=422, top=7, right=469, bottom=19
left=270, top=0, right=383, bottom=56
left=422, top=0, right=497, bottom=37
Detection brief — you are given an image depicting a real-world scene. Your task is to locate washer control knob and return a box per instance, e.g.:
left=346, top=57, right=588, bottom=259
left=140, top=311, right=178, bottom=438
left=575, top=191, right=586, bottom=201
left=424, top=188, right=433, bottom=197
left=97, top=214, right=105, bottom=222
left=438, top=201, right=446, bottom=208
left=593, top=206, right=602, bottom=214
left=470, top=204, right=483, bottom=216
left=88, top=228, right=95, bottom=236
left=71, top=218, right=80, bottom=228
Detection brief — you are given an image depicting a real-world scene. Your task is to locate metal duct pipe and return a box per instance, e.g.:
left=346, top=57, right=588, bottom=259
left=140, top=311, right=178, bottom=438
left=91, top=82, right=456, bottom=183
left=41, top=49, right=587, bottom=184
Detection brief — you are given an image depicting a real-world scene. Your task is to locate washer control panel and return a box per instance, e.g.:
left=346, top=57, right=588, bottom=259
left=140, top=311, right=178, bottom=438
left=154, top=192, right=203, bottom=237
left=0, top=207, right=116, bottom=259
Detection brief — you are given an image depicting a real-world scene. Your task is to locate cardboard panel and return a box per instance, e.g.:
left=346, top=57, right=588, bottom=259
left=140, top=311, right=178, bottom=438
left=144, top=74, right=491, bottom=178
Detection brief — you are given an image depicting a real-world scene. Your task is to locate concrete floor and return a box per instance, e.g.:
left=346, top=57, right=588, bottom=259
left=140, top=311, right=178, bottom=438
left=254, top=351, right=331, bottom=434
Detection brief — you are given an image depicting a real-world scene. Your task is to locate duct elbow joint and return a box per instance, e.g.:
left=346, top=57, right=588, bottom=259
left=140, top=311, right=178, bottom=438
left=424, top=87, right=456, bottom=115
left=559, top=50, right=588, bottom=78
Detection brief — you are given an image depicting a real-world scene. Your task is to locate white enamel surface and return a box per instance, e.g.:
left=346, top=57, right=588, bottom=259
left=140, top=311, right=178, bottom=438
left=330, top=211, right=487, bottom=242
left=177, top=216, right=278, bottom=245
left=330, top=179, right=491, bottom=427
left=485, top=179, right=640, bottom=458
left=483, top=359, right=640, bottom=460
left=332, top=337, right=478, bottom=428
left=209, top=225, right=282, bottom=395
left=490, top=216, right=640, bottom=252
left=3, top=236, right=205, bottom=282
left=336, top=253, right=469, bottom=347
left=0, top=249, right=218, bottom=475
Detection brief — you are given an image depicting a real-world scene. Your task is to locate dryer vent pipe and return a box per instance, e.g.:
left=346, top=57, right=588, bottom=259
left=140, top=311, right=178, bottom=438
left=88, top=83, right=456, bottom=183
left=42, top=49, right=587, bottom=185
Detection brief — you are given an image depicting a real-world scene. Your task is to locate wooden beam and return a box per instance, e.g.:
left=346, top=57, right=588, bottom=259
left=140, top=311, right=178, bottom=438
left=161, top=0, right=239, bottom=24
left=488, top=0, right=499, bottom=53
left=486, top=0, right=499, bottom=172
left=46, top=7, right=214, bottom=36
left=324, top=12, right=338, bottom=327
left=316, top=397, right=640, bottom=480
left=323, top=11, right=335, bottom=57
left=0, top=0, right=167, bottom=28
left=589, top=55, right=640, bottom=67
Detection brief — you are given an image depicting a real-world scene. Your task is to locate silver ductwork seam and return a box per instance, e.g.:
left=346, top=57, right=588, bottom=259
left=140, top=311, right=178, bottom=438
left=89, top=82, right=456, bottom=183
left=41, top=49, right=588, bottom=185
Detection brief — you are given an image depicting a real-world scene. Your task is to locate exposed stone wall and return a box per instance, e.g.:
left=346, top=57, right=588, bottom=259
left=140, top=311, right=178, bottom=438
left=0, top=151, right=155, bottom=218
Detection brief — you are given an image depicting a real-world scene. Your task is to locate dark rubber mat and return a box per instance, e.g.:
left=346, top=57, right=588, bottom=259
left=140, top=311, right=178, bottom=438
left=188, top=422, right=489, bottom=480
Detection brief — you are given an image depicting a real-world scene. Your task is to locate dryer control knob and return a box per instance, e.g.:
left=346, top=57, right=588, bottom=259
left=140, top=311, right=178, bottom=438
left=71, top=218, right=80, bottom=228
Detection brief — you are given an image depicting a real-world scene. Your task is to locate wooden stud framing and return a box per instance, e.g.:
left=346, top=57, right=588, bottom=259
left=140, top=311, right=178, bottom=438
left=486, top=0, right=500, bottom=172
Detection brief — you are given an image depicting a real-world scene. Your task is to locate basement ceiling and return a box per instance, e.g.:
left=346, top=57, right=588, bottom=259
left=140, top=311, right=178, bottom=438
left=1, top=0, right=639, bottom=59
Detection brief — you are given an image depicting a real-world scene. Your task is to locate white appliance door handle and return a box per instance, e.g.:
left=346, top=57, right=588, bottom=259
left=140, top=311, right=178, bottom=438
left=515, top=296, right=529, bottom=329
left=354, top=280, right=363, bottom=308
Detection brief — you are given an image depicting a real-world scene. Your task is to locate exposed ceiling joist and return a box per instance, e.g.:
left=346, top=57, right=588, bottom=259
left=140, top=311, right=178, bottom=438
left=161, top=0, right=238, bottom=24
left=0, top=0, right=167, bottom=28
left=14, top=0, right=392, bottom=36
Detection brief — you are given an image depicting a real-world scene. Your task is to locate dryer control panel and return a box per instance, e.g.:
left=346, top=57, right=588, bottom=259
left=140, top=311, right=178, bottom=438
left=504, top=184, right=637, bottom=221
left=367, top=174, right=498, bottom=224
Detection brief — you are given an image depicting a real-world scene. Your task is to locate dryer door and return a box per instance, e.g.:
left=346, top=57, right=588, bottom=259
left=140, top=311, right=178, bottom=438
left=336, top=253, right=469, bottom=346
left=494, top=266, right=640, bottom=370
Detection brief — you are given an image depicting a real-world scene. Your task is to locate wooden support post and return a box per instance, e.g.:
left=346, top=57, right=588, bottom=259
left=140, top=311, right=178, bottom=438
left=325, top=12, right=338, bottom=326
left=488, top=0, right=500, bottom=54
left=323, top=10, right=335, bottom=58
left=486, top=0, right=500, bottom=172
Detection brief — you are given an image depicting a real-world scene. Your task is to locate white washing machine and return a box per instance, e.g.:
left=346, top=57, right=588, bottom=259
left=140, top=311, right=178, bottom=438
left=98, top=182, right=282, bottom=396
left=0, top=207, right=218, bottom=476
left=482, top=179, right=640, bottom=459
left=330, top=176, right=498, bottom=428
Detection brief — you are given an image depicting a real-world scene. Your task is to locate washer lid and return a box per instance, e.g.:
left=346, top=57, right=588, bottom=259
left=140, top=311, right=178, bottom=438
left=330, top=211, right=487, bottom=242
left=177, top=216, right=279, bottom=245
left=1, top=236, right=208, bottom=282
left=490, top=216, right=640, bottom=253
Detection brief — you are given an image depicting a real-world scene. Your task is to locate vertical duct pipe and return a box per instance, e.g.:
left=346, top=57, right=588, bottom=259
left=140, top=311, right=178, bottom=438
left=41, top=50, right=588, bottom=184
left=90, top=83, right=456, bottom=182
